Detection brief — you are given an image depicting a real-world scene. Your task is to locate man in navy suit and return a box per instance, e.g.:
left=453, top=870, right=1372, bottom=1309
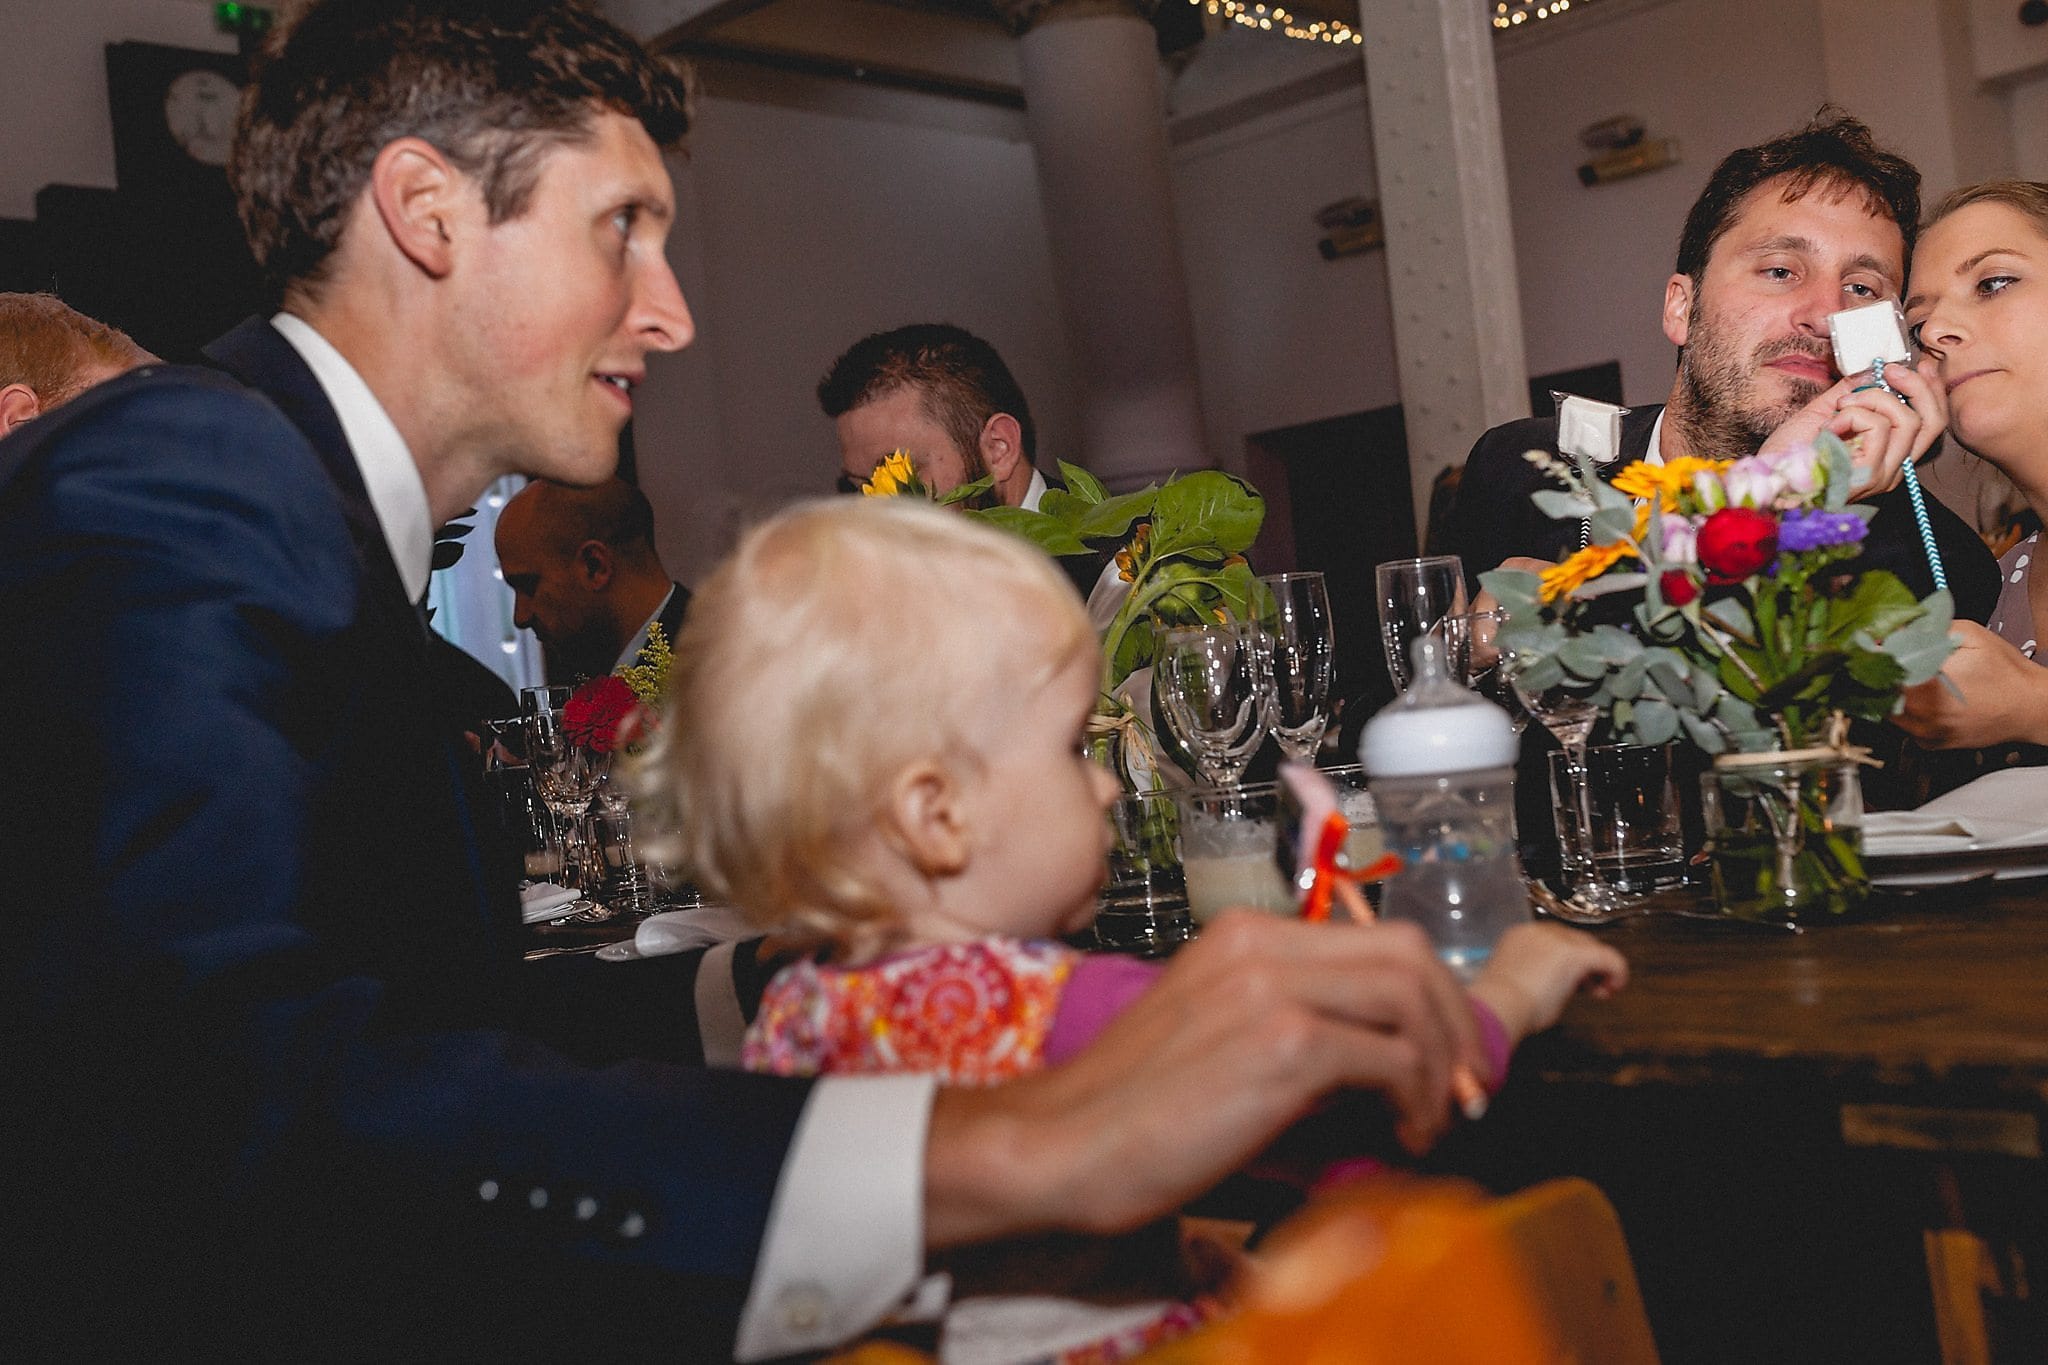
left=1, top=2, right=1482, bottom=1357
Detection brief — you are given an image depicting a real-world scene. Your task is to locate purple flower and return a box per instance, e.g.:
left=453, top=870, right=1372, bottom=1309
left=1778, top=508, right=1869, bottom=553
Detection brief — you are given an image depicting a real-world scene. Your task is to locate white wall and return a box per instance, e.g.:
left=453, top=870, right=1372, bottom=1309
left=0, top=0, right=234, bottom=221
left=639, top=85, right=1077, bottom=583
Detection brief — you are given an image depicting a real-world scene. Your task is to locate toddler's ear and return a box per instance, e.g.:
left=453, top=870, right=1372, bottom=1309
left=885, top=759, right=971, bottom=877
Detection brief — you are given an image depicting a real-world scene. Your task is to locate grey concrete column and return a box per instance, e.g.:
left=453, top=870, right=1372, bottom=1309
left=999, top=0, right=1209, bottom=488
left=1356, top=0, right=1529, bottom=537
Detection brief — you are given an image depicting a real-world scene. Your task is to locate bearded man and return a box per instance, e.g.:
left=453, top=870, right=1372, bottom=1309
left=1447, top=108, right=1998, bottom=624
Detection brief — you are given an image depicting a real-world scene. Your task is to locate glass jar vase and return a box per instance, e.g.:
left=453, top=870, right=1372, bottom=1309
left=1701, top=749, right=1867, bottom=924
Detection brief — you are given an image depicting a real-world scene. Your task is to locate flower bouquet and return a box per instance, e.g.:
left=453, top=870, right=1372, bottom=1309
left=1481, top=433, right=1956, bottom=921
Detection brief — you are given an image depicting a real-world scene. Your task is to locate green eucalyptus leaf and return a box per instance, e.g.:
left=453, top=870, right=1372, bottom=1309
left=1531, top=490, right=1594, bottom=521
left=1633, top=696, right=1680, bottom=746
left=1576, top=571, right=1650, bottom=599
left=1817, top=431, right=1856, bottom=512
left=1680, top=711, right=1727, bottom=753
left=1587, top=506, right=1637, bottom=543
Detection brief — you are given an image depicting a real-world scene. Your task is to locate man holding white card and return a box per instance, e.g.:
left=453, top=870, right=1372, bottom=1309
left=1448, top=109, right=1999, bottom=626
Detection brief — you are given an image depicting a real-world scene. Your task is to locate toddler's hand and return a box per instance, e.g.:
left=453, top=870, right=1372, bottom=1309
left=1467, top=921, right=1627, bottom=1049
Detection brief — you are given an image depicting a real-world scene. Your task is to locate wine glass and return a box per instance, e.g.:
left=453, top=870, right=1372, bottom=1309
left=1153, top=620, right=1270, bottom=787
left=523, top=695, right=609, bottom=918
left=1255, top=572, right=1336, bottom=763
left=592, top=756, right=658, bottom=917
left=1375, top=555, right=1467, bottom=692
left=1508, top=667, right=1631, bottom=912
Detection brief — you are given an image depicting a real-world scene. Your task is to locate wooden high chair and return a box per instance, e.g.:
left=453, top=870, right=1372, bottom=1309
left=827, top=1176, right=1660, bottom=1365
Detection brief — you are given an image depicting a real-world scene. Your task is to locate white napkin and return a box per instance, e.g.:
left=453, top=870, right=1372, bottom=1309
left=519, top=882, right=584, bottom=925
left=1866, top=766, right=2048, bottom=855
left=630, top=904, right=757, bottom=959
left=1861, top=812, right=1983, bottom=856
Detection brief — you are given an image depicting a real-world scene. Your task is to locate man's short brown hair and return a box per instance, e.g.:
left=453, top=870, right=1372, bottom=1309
left=0, top=294, right=151, bottom=407
left=232, top=0, right=694, bottom=299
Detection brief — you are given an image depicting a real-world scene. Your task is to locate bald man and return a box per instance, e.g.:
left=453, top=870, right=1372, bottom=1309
left=0, top=293, right=154, bottom=437
left=494, top=476, right=689, bottom=684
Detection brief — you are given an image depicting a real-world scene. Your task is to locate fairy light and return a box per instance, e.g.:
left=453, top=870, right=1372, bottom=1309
left=1195, top=0, right=1362, bottom=45
left=1494, top=0, right=1583, bottom=29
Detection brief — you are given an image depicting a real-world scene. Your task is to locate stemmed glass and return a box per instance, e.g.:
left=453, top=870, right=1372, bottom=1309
left=1153, top=620, right=1270, bottom=788
left=1375, top=555, right=1467, bottom=692
left=1507, top=667, right=1630, bottom=911
left=592, top=756, right=658, bottom=918
left=1255, top=572, right=1335, bottom=763
left=521, top=685, right=609, bottom=919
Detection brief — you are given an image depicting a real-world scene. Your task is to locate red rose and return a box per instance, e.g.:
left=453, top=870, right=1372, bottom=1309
left=1659, top=569, right=1700, bottom=607
left=563, top=675, right=639, bottom=753
left=1695, top=506, right=1778, bottom=585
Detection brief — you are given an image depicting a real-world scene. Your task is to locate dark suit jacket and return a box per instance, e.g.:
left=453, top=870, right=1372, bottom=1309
left=0, top=321, right=809, bottom=1357
left=1444, top=404, right=2001, bottom=625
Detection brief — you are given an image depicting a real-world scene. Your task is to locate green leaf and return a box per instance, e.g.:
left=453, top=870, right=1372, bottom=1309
left=1058, top=460, right=1108, bottom=503
left=1075, top=488, right=1159, bottom=541
left=1680, top=711, right=1727, bottom=753
left=1149, top=471, right=1264, bottom=557
left=1703, top=596, right=1756, bottom=642
left=971, top=506, right=1093, bottom=556
left=1822, top=570, right=1920, bottom=643
left=1633, top=696, right=1680, bottom=745
left=936, top=475, right=995, bottom=507
left=1531, top=490, right=1593, bottom=521
left=1587, top=505, right=1638, bottom=544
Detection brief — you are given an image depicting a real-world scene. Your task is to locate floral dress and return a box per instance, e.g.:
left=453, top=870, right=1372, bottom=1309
left=1988, top=532, right=2045, bottom=661
left=742, top=939, right=1215, bottom=1365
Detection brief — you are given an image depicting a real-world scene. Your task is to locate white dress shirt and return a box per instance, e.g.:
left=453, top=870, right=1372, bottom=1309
left=613, top=585, right=679, bottom=673
left=270, top=313, right=937, bottom=1361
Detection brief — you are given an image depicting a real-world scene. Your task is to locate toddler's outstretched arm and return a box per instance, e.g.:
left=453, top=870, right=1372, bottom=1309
left=1467, top=922, right=1628, bottom=1061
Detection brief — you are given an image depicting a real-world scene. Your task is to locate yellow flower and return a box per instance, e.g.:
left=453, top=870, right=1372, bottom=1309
left=861, top=450, right=920, bottom=498
left=1610, top=456, right=1733, bottom=502
left=1540, top=540, right=1638, bottom=602
left=1115, top=522, right=1152, bottom=581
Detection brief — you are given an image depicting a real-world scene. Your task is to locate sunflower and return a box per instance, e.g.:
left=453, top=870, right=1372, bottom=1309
left=1540, top=540, right=1639, bottom=603
left=861, top=450, right=923, bottom=498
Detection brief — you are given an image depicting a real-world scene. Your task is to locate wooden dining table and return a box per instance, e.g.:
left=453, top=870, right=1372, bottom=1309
left=1432, top=881, right=2048, bottom=1365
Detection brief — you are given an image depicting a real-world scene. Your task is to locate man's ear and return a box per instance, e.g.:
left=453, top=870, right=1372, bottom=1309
left=367, top=137, right=464, bottom=279
left=1662, top=274, right=1695, bottom=349
left=0, top=383, right=42, bottom=437
left=980, top=413, right=1025, bottom=483
left=883, top=759, right=971, bottom=877
left=574, top=540, right=616, bottom=590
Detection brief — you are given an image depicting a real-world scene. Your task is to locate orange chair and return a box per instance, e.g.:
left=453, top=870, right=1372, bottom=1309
left=1146, top=1176, right=1660, bottom=1365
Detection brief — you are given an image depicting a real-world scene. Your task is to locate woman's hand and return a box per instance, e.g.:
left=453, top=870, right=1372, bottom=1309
left=1894, top=621, right=2048, bottom=750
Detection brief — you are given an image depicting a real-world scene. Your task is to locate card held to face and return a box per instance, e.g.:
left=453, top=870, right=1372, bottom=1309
left=1829, top=299, right=1912, bottom=377
left=1554, top=393, right=1628, bottom=466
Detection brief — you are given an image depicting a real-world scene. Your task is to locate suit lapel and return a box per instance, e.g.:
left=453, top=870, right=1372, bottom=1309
left=203, top=318, right=426, bottom=654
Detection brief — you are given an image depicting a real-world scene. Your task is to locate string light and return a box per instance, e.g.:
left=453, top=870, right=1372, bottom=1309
left=1196, top=0, right=1363, bottom=45
left=1494, top=0, right=1583, bottom=29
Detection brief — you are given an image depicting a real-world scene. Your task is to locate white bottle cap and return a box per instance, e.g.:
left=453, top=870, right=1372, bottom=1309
left=1360, top=637, right=1519, bottom=777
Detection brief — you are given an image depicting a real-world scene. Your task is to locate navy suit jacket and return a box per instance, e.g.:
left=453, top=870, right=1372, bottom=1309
left=1, top=320, right=809, bottom=1357
left=1444, top=404, right=2001, bottom=625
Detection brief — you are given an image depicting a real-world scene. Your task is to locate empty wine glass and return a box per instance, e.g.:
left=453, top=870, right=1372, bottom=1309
left=1375, top=555, right=1467, bottom=692
left=1508, top=666, right=1631, bottom=912
left=1255, top=572, right=1336, bottom=763
left=592, top=756, right=657, bottom=917
left=524, top=697, right=609, bottom=919
left=1153, top=620, right=1270, bottom=787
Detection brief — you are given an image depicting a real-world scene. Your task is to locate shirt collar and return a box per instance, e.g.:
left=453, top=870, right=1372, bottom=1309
left=1642, top=409, right=1667, bottom=468
left=614, top=585, right=678, bottom=674
left=270, top=312, right=434, bottom=602
left=1019, top=466, right=1050, bottom=512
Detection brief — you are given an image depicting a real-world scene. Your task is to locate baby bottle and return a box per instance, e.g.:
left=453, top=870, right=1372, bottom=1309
left=1360, top=636, right=1529, bottom=979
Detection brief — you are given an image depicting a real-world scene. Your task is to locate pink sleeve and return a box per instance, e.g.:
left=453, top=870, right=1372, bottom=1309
left=1042, top=953, right=1165, bottom=1065
left=1306, top=997, right=1516, bottom=1196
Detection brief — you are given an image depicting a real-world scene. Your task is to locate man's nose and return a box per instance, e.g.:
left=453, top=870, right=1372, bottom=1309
left=1788, top=278, right=1840, bottom=337
left=634, top=259, right=694, bottom=354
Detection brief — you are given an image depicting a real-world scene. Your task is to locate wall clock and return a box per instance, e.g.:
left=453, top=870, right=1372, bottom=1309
left=105, top=41, right=247, bottom=200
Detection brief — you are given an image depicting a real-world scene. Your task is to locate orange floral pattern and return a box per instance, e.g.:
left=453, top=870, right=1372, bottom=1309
left=743, top=939, right=1078, bottom=1085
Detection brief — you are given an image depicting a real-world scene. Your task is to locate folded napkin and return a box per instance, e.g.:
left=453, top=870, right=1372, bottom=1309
left=631, top=904, right=756, bottom=959
left=1861, top=812, right=1983, bottom=856
left=519, top=882, right=584, bottom=925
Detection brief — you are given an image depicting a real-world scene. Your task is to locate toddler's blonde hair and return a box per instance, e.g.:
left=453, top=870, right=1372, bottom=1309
left=639, top=497, right=1097, bottom=957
